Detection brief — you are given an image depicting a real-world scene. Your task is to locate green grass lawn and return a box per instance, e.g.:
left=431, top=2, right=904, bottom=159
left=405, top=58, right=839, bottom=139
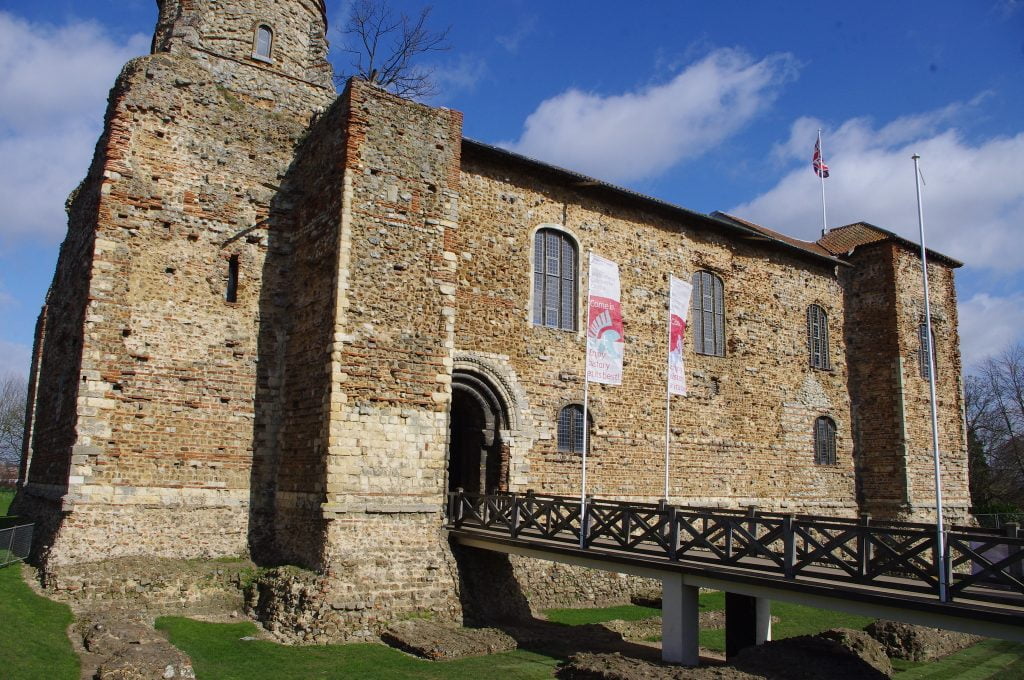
left=546, top=594, right=873, bottom=652
left=0, top=488, right=14, bottom=515
left=0, top=563, right=79, bottom=680
left=3, top=554, right=1020, bottom=680
left=892, top=640, right=1024, bottom=679
left=545, top=596, right=1024, bottom=679
left=157, top=617, right=560, bottom=680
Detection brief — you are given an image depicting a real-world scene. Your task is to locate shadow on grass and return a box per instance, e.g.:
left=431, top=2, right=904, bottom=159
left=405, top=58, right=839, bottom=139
left=158, top=617, right=560, bottom=680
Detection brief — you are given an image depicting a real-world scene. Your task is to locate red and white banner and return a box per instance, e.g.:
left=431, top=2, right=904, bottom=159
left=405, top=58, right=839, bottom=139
left=586, top=253, right=624, bottom=385
left=668, top=275, right=693, bottom=396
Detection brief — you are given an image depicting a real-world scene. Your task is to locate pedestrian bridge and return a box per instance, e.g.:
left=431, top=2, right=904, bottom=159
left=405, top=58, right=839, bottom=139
left=445, top=491, right=1024, bottom=665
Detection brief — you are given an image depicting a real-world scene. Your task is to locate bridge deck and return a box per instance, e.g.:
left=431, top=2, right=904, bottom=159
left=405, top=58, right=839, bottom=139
left=447, top=491, right=1024, bottom=642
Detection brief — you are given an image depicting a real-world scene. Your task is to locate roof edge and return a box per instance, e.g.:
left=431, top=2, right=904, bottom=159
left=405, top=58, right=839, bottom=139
left=462, top=138, right=846, bottom=270
left=821, top=222, right=963, bottom=268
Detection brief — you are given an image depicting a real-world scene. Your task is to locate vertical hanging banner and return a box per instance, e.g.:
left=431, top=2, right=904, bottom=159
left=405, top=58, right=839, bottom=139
left=586, top=253, right=624, bottom=385
left=668, top=275, right=693, bottom=396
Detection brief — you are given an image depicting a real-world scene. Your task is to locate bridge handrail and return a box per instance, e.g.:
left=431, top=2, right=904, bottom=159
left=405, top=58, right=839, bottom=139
left=446, top=490, right=1024, bottom=608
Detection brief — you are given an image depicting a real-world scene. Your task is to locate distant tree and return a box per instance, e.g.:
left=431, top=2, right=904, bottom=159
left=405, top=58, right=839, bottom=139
left=965, top=375, right=995, bottom=508
left=0, top=373, right=27, bottom=468
left=336, top=0, right=451, bottom=99
left=965, top=344, right=1024, bottom=511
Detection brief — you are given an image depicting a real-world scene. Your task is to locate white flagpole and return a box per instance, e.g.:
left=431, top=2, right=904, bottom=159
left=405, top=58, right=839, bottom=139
left=664, top=295, right=672, bottom=502
left=580, top=250, right=592, bottom=548
left=818, top=129, right=828, bottom=237
left=913, top=153, right=947, bottom=602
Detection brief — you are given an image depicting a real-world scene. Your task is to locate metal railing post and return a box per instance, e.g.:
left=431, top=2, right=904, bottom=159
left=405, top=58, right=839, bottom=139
left=3, top=527, right=14, bottom=567
left=1006, top=522, right=1022, bottom=582
left=455, top=487, right=465, bottom=526
left=623, top=506, right=632, bottom=545
left=783, top=514, right=795, bottom=579
left=511, top=492, right=521, bottom=538
left=669, top=507, right=679, bottom=561
left=934, top=525, right=948, bottom=602
left=585, top=493, right=593, bottom=548
left=858, top=513, right=872, bottom=579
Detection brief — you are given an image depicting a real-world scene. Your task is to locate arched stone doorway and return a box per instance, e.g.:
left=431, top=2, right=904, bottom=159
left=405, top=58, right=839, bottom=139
left=448, top=372, right=509, bottom=494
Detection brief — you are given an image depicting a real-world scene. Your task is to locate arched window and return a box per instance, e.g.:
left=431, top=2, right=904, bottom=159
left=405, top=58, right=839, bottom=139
left=253, top=25, right=273, bottom=61
left=557, top=404, right=591, bottom=454
left=919, top=323, right=936, bottom=380
left=533, top=228, right=577, bottom=331
left=691, top=271, right=725, bottom=356
left=814, top=416, right=837, bottom=465
left=807, top=304, right=830, bottom=370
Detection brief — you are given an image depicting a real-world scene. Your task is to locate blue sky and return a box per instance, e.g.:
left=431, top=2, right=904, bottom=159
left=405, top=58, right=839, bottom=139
left=1, top=0, right=1022, bottom=377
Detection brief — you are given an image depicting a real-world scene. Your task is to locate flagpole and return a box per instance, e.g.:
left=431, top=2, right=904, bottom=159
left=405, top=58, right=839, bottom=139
left=580, top=250, right=593, bottom=549
left=913, top=153, right=947, bottom=603
left=818, top=129, right=828, bottom=237
left=664, top=295, right=672, bottom=502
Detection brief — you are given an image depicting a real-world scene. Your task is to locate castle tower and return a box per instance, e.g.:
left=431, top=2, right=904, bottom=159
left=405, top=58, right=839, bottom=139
left=17, top=0, right=469, bottom=633
left=151, top=0, right=331, bottom=93
left=818, top=224, right=971, bottom=522
left=15, top=0, right=334, bottom=566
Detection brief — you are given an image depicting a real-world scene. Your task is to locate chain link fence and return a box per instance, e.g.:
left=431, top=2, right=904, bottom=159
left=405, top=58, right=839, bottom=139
left=974, top=513, right=1024, bottom=530
left=1, top=523, right=33, bottom=567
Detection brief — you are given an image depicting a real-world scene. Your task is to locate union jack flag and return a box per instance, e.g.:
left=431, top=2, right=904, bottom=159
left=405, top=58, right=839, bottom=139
left=813, top=138, right=830, bottom=178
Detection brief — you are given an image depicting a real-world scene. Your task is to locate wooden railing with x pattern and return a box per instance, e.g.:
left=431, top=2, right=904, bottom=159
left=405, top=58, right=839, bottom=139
left=446, top=490, right=1024, bottom=610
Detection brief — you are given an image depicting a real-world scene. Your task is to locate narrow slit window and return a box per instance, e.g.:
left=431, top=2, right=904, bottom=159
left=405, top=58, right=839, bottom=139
left=226, top=255, right=239, bottom=303
left=691, top=270, right=725, bottom=356
left=919, top=323, right=936, bottom=379
left=814, top=416, right=837, bottom=465
left=807, top=304, right=831, bottom=370
left=254, top=25, right=273, bottom=61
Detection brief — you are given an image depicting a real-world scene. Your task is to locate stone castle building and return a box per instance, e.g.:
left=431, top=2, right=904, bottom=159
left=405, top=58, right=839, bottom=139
left=14, top=0, right=970, bottom=638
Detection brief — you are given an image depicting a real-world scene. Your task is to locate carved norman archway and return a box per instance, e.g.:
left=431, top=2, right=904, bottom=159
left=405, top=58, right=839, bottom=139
left=448, top=371, right=509, bottom=494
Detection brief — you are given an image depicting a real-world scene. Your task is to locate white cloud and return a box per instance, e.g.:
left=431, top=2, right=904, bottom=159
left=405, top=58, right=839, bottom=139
left=730, top=106, right=1024, bottom=272
left=958, top=292, right=1024, bottom=368
left=0, top=341, right=31, bottom=379
left=430, top=54, right=487, bottom=97
left=501, top=48, right=798, bottom=184
left=495, top=15, right=537, bottom=53
left=0, top=12, right=149, bottom=247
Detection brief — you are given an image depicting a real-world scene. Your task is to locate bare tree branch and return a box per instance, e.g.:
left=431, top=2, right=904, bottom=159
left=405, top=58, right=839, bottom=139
left=969, top=343, right=1024, bottom=509
left=0, top=372, right=27, bottom=469
left=336, top=0, right=451, bottom=99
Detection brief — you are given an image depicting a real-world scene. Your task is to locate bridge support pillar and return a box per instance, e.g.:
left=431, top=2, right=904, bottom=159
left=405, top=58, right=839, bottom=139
left=661, top=574, right=700, bottom=666
left=725, top=593, right=772, bottom=658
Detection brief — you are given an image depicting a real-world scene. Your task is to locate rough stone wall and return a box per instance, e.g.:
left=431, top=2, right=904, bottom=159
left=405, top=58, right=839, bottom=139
left=841, top=243, right=907, bottom=513
left=268, top=90, right=353, bottom=570
left=841, top=242, right=969, bottom=522
left=153, top=0, right=332, bottom=100
left=309, top=80, right=464, bottom=629
left=39, top=556, right=253, bottom=616
left=891, top=248, right=970, bottom=520
left=508, top=556, right=659, bottom=611
left=18, top=3, right=333, bottom=568
left=455, top=154, right=856, bottom=515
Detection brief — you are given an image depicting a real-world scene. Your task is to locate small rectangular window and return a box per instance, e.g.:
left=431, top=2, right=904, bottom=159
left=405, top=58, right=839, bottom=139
left=254, top=25, right=273, bottom=61
left=919, top=323, right=935, bottom=380
left=226, top=255, right=239, bottom=303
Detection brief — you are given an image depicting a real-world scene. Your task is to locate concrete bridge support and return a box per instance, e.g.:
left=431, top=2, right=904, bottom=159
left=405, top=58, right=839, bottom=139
left=725, top=592, right=772, bottom=658
left=662, top=577, right=773, bottom=665
left=661, top=574, right=700, bottom=665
